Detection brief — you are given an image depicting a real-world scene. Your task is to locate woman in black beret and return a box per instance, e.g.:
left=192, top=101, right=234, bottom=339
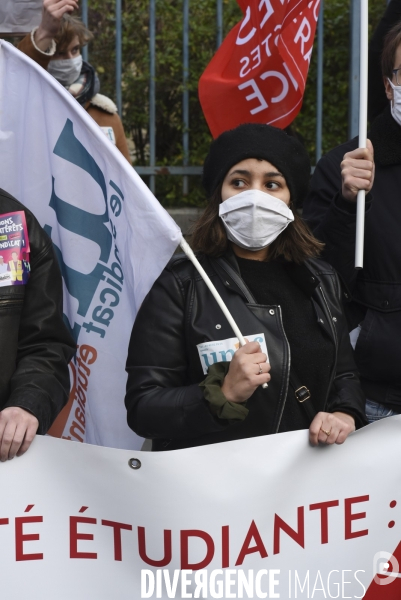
left=125, top=123, right=367, bottom=451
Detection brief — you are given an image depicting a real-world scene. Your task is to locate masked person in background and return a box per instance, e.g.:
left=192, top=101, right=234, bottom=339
left=125, top=124, right=367, bottom=451
left=18, top=0, right=131, bottom=162
left=303, top=7, right=401, bottom=424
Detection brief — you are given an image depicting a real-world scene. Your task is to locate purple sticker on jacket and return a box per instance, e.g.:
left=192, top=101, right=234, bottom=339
left=0, top=211, right=30, bottom=287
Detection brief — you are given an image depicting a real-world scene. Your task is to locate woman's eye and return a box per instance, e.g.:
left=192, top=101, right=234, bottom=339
left=266, top=181, right=279, bottom=190
left=232, top=179, right=245, bottom=188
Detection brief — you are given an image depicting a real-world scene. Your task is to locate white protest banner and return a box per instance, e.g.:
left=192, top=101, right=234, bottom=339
left=1, top=417, right=401, bottom=599
left=0, top=40, right=182, bottom=449
left=0, top=0, right=42, bottom=34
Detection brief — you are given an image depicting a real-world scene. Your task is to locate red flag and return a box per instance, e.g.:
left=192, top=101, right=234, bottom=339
left=199, top=0, right=320, bottom=138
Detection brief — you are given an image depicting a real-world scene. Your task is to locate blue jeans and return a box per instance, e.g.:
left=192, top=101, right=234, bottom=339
left=365, top=398, right=400, bottom=424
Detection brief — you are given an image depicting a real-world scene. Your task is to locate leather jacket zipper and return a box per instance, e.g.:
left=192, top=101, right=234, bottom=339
left=0, top=298, right=23, bottom=308
left=275, top=305, right=291, bottom=433
left=318, top=285, right=338, bottom=409
left=216, top=258, right=292, bottom=432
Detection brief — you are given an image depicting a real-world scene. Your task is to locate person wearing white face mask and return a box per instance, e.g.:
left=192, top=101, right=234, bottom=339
left=125, top=123, right=366, bottom=451
left=304, top=4, right=401, bottom=426
left=17, top=0, right=131, bottom=162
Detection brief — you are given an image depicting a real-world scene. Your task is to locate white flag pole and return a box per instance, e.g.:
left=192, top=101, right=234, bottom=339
left=355, top=0, right=369, bottom=269
left=180, top=237, right=268, bottom=388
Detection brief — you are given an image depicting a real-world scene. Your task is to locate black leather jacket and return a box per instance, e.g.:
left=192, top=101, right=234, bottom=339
left=0, top=189, right=76, bottom=433
left=125, top=252, right=366, bottom=450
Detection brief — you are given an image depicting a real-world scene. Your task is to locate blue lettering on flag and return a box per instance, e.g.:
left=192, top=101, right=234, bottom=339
left=53, top=119, right=108, bottom=201
left=45, top=119, right=125, bottom=343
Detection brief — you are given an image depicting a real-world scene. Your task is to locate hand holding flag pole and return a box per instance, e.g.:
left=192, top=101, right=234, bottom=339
left=355, top=0, right=369, bottom=269
left=180, top=237, right=268, bottom=389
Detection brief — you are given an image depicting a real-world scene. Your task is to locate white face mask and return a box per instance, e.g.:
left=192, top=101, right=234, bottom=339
left=387, top=78, right=401, bottom=126
left=48, top=55, right=83, bottom=87
left=219, top=189, right=294, bottom=251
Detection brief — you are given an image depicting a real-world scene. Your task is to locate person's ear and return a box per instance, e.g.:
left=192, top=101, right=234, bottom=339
left=384, top=76, right=394, bottom=102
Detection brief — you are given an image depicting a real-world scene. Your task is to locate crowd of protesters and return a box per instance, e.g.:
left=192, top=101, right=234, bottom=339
left=1, top=0, right=401, bottom=459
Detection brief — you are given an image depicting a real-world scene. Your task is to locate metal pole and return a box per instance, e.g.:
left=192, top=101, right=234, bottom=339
left=182, top=0, right=190, bottom=196
left=81, top=0, right=88, bottom=62
left=316, top=0, right=324, bottom=163
left=149, top=0, right=156, bottom=194
left=348, top=0, right=360, bottom=139
left=217, top=0, right=223, bottom=48
left=355, top=0, right=368, bottom=269
left=116, top=0, right=122, bottom=116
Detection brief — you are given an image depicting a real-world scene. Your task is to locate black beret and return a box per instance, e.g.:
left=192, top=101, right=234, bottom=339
left=202, top=123, right=311, bottom=207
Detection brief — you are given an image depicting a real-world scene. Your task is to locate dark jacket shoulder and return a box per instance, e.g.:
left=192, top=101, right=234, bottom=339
left=305, top=257, right=340, bottom=287
left=166, top=252, right=218, bottom=286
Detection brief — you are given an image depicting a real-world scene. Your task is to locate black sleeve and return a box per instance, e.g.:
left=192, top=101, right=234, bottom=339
left=303, top=145, right=372, bottom=294
left=125, top=267, right=227, bottom=441
left=325, top=272, right=367, bottom=428
left=5, top=240, right=76, bottom=434
left=368, top=0, right=401, bottom=123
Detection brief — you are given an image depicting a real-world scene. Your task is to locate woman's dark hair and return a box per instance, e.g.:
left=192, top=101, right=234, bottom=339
left=191, top=185, right=324, bottom=264
left=382, top=22, right=401, bottom=79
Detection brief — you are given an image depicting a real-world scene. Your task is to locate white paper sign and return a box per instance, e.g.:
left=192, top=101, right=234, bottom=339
left=197, top=333, right=269, bottom=374
left=0, top=0, right=42, bottom=34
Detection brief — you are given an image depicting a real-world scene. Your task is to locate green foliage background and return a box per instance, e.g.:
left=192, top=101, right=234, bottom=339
left=86, top=0, right=386, bottom=207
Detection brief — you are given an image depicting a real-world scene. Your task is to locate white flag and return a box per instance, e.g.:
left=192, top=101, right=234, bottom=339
left=0, top=40, right=182, bottom=449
